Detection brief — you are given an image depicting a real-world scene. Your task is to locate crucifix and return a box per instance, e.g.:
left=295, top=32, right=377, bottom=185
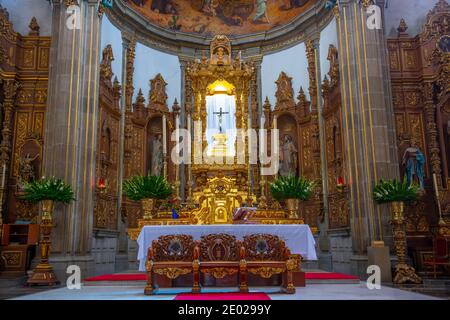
left=213, top=107, right=229, bottom=133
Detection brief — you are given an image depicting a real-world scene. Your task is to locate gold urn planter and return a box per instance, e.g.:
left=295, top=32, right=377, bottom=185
left=390, top=201, right=422, bottom=285
left=27, top=199, right=59, bottom=286
left=285, top=198, right=301, bottom=220
left=142, top=198, right=157, bottom=220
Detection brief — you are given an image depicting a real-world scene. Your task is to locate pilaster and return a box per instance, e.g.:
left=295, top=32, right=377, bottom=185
left=334, top=0, right=399, bottom=254
left=42, top=0, right=103, bottom=278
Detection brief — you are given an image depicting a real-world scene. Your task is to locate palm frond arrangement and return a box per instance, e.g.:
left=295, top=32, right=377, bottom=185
left=270, top=175, right=315, bottom=201
left=22, top=177, right=75, bottom=204
left=123, top=175, right=173, bottom=201
left=373, top=178, right=419, bottom=204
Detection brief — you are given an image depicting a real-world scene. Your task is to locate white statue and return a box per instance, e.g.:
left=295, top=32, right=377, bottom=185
left=150, top=134, right=163, bottom=176
left=279, top=134, right=298, bottom=176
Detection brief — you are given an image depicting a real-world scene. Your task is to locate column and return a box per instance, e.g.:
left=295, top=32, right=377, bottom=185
left=42, top=0, right=103, bottom=279
left=334, top=0, right=399, bottom=273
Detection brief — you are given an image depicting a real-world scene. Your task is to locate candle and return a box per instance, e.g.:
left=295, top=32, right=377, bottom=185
left=1, top=164, right=5, bottom=190
left=433, top=173, right=440, bottom=199
left=162, top=114, right=167, bottom=154
left=175, top=114, right=180, bottom=155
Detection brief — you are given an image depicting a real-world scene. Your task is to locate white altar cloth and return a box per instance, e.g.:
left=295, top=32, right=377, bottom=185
left=137, top=224, right=317, bottom=271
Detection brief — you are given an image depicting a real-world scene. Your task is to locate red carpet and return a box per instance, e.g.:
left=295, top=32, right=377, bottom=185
left=84, top=272, right=359, bottom=282
left=305, top=272, right=359, bottom=280
left=174, top=292, right=271, bottom=300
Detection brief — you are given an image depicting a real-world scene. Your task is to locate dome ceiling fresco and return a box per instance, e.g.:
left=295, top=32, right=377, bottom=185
left=126, top=0, right=314, bottom=37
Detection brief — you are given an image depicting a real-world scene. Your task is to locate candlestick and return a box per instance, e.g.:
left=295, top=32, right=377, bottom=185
left=433, top=173, right=446, bottom=225
left=433, top=173, right=440, bottom=199
left=162, top=114, right=167, bottom=154
left=1, top=163, right=5, bottom=190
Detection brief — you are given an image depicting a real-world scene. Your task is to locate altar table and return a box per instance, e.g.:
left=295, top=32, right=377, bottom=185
left=137, top=224, right=317, bottom=271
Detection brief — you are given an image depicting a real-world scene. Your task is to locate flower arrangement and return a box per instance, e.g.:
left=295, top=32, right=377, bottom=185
left=122, top=175, right=173, bottom=201
left=373, top=178, right=419, bottom=204
left=21, top=177, right=75, bottom=204
left=270, top=175, right=315, bottom=201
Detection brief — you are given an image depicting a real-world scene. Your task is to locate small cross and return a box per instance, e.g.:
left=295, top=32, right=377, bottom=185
left=213, top=107, right=229, bottom=133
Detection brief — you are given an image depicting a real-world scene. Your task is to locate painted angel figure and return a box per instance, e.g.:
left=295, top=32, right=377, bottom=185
left=253, top=0, right=270, bottom=23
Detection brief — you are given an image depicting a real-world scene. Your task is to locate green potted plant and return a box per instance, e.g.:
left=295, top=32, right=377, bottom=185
left=373, top=178, right=422, bottom=284
left=21, top=177, right=75, bottom=285
left=270, top=175, right=314, bottom=220
left=123, top=175, right=173, bottom=220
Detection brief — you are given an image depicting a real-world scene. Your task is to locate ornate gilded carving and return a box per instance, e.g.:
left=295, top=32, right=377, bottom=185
left=28, top=17, right=40, bottom=36
left=243, top=234, right=286, bottom=261
left=274, top=72, right=295, bottom=110
left=200, top=233, right=240, bottom=261
left=149, top=73, right=168, bottom=106
left=0, top=5, right=17, bottom=42
left=398, top=18, right=409, bottom=34
left=100, top=45, right=114, bottom=83
left=248, top=267, right=285, bottom=278
left=154, top=267, right=191, bottom=279
left=152, top=235, right=195, bottom=262
left=200, top=267, right=238, bottom=278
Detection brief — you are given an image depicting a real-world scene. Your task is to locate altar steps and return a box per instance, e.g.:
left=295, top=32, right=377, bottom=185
left=83, top=270, right=361, bottom=286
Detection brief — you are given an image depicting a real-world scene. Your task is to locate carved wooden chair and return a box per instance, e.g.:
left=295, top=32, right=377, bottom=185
left=144, top=235, right=200, bottom=295
left=241, top=234, right=297, bottom=294
left=424, top=236, right=450, bottom=278
left=198, top=233, right=246, bottom=292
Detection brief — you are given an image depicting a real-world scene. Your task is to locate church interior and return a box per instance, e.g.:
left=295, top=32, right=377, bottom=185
left=0, top=0, right=449, bottom=301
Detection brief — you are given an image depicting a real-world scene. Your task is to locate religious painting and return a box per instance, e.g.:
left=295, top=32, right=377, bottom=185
left=126, top=0, right=313, bottom=36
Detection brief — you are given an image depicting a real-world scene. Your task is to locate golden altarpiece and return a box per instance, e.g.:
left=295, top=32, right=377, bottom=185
left=127, top=36, right=310, bottom=240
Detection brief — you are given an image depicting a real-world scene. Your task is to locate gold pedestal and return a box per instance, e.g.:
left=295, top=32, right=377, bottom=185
left=285, top=199, right=303, bottom=222
left=142, top=198, right=156, bottom=220
left=390, top=201, right=422, bottom=284
left=27, top=200, right=60, bottom=286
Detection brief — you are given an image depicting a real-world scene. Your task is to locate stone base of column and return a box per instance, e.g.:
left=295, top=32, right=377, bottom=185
left=38, top=255, right=96, bottom=284
left=368, top=241, right=392, bottom=283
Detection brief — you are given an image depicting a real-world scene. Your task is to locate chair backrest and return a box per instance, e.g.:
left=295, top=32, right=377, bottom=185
left=242, top=234, right=287, bottom=261
left=199, top=233, right=241, bottom=261
left=434, top=236, right=449, bottom=259
left=151, top=235, right=196, bottom=262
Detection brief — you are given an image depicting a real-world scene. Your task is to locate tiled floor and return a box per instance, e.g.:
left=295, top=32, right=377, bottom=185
left=9, top=283, right=440, bottom=300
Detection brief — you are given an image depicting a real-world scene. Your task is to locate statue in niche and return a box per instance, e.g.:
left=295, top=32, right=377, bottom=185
left=150, top=134, right=163, bottom=176
left=402, top=139, right=425, bottom=189
left=279, top=134, right=298, bottom=177
left=18, top=153, right=37, bottom=189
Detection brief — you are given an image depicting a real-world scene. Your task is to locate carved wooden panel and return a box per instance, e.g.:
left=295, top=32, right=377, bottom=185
left=0, top=7, right=50, bottom=223
left=94, top=45, right=122, bottom=230
left=152, top=235, right=195, bottom=262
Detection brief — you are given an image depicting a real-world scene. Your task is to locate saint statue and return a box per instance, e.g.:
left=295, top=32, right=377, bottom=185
left=402, top=140, right=425, bottom=189
left=279, top=135, right=298, bottom=176
left=150, top=134, right=163, bottom=176
left=18, top=153, right=37, bottom=189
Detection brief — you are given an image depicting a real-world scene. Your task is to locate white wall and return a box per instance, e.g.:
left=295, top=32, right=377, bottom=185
left=319, top=18, right=338, bottom=80
left=100, top=14, right=123, bottom=82
left=384, top=0, right=440, bottom=37
left=0, top=0, right=52, bottom=36
left=261, top=42, right=310, bottom=107
left=133, top=43, right=181, bottom=108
